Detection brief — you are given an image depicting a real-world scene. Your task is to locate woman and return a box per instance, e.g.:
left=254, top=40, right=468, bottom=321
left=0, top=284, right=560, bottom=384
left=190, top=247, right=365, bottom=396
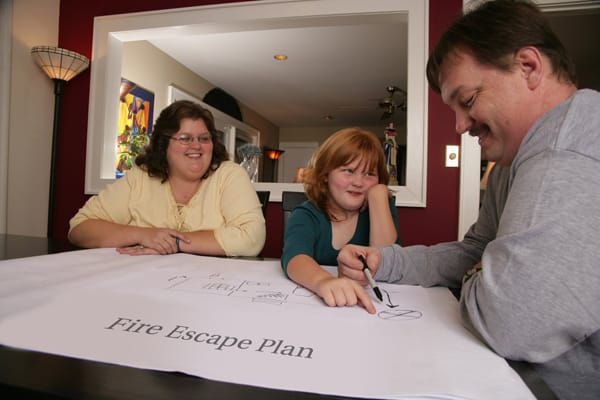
left=281, top=127, right=400, bottom=313
left=69, top=100, right=266, bottom=257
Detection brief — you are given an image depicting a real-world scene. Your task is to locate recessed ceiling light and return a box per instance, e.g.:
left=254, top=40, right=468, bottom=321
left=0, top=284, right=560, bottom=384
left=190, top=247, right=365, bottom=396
left=323, top=115, right=334, bottom=121
left=273, top=54, right=288, bottom=61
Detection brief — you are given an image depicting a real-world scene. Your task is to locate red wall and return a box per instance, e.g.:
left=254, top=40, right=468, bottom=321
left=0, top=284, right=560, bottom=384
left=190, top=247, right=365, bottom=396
left=54, top=0, right=462, bottom=258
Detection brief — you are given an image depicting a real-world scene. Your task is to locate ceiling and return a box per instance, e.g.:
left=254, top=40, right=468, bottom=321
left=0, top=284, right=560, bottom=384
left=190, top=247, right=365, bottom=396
left=148, top=15, right=408, bottom=128
left=147, top=6, right=599, bottom=129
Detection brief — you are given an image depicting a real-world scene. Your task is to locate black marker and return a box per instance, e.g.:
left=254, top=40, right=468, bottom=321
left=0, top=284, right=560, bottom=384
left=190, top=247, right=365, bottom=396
left=359, top=255, right=383, bottom=302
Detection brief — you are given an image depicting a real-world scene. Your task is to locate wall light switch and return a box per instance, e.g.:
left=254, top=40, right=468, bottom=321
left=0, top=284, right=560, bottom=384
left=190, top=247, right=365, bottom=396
left=445, top=145, right=459, bottom=168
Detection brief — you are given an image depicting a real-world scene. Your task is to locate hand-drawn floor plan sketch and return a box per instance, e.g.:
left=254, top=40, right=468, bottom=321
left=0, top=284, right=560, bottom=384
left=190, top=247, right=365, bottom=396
left=162, top=269, right=423, bottom=321
left=164, top=272, right=320, bottom=306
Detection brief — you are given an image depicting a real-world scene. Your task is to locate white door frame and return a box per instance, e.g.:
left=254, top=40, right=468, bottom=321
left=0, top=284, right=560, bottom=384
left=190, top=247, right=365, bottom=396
left=277, top=141, right=319, bottom=183
left=0, top=0, right=12, bottom=234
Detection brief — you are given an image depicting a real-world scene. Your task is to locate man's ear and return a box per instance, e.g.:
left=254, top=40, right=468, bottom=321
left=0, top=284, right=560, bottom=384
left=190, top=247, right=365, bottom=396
left=514, top=46, right=544, bottom=89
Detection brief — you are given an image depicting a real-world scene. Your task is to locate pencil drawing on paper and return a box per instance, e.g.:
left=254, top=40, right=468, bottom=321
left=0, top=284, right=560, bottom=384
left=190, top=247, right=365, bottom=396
left=164, top=272, right=320, bottom=306
left=376, top=288, right=423, bottom=321
left=381, top=288, right=399, bottom=308
left=162, top=271, right=423, bottom=321
left=377, top=309, right=423, bottom=321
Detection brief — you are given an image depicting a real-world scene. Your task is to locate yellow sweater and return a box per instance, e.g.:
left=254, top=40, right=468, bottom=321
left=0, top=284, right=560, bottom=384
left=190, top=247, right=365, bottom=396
left=69, top=161, right=266, bottom=256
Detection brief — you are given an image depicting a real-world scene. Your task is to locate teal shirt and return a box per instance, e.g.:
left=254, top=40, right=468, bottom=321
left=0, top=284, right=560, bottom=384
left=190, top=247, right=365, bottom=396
left=281, top=198, right=400, bottom=273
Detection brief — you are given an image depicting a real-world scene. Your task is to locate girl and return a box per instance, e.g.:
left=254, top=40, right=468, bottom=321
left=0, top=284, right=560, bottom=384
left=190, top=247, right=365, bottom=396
left=281, top=127, right=400, bottom=313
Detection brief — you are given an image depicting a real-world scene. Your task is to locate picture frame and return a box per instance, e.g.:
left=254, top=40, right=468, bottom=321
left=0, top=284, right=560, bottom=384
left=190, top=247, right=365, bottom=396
left=116, top=78, right=154, bottom=178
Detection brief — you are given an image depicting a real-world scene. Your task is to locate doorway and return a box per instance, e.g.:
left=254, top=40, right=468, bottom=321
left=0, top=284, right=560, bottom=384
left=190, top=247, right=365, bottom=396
left=278, top=142, right=319, bottom=183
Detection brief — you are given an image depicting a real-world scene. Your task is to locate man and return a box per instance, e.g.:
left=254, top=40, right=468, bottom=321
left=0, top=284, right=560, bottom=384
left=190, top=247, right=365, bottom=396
left=337, top=1, right=600, bottom=399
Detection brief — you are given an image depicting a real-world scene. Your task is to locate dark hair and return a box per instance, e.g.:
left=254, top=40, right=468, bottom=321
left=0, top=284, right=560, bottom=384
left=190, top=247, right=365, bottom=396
left=135, top=100, right=229, bottom=181
left=426, top=0, right=577, bottom=93
left=303, top=128, right=389, bottom=220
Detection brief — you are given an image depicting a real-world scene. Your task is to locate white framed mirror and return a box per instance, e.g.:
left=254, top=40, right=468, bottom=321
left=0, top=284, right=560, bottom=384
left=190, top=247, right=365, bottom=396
left=85, top=0, right=428, bottom=206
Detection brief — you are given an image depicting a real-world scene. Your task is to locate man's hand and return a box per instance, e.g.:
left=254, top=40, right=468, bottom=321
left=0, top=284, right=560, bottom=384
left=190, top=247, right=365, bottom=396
left=337, top=244, right=382, bottom=285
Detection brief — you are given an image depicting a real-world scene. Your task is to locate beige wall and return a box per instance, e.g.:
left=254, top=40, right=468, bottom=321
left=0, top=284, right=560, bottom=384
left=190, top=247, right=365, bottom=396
left=122, top=41, right=279, bottom=149
left=122, top=42, right=410, bottom=154
left=3, top=0, right=59, bottom=236
left=122, top=41, right=210, bottom=115
left=279, top=124, right=407, bottom=147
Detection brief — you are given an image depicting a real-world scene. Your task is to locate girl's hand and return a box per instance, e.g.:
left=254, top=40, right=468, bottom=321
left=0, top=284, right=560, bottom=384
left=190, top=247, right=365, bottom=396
left=364, top=183, right=391, bottom=209
left=315, top=275, right=376, bottom=314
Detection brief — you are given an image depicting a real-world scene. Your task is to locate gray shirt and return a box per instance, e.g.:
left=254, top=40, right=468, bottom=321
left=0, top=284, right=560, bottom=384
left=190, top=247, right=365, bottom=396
left=375, top=89, right=600, bottom=400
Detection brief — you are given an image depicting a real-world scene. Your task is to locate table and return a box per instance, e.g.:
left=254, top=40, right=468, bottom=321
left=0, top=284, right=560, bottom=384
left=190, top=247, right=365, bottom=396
left=0, top=344, right=354, bottom=400
left=0, top=235, right=361, bottom=399
left=0, top=235, right=557, bottom=400
left=0, top=234, right=75, bottom=260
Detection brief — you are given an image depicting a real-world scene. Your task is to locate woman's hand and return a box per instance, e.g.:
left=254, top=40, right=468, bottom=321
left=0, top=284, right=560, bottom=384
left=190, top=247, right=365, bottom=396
left=117, top=228, right=189, bottom=255
left=314, top=275, right=376, bottom=314
left=362, top=183, right=390, bottom=210
left=116, top=244, right=159, bottom=255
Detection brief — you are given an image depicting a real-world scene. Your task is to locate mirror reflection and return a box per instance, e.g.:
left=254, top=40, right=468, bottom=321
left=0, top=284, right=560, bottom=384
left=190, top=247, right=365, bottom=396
left=121, top=20, right=407, bottom=184
left=86, top=0, right=428, bottom=206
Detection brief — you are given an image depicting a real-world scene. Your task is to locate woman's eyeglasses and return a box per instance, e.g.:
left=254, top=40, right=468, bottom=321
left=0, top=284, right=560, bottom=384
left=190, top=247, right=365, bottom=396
left=169, top=134, right=212, bottom=146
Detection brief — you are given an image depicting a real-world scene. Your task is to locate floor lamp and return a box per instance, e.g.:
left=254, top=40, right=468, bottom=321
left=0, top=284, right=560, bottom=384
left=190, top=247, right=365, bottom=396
left=263, top=148, right=285, bottom=182
left=31, top=46, right=89, bottom=238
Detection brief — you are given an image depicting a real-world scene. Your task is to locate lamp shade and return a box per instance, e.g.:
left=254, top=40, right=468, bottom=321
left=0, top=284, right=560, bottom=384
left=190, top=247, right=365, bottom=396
left=265, top=148, right=285, bottom=160
left=31, top=46, right=89, bottom=82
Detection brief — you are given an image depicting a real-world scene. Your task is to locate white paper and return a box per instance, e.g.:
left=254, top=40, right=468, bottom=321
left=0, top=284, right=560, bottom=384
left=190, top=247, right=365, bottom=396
left=0, top=249, right=535, bottom=399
